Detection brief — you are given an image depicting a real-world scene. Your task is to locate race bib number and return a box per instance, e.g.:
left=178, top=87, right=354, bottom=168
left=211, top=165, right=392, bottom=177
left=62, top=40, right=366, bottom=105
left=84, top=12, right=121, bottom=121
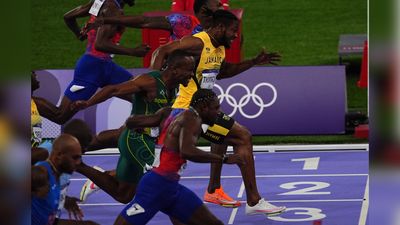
left=200, top=69, right=219, bottom=89
left=89, top=0, right=105, bottom=16
left=151, top=145, right=162, bottom=168
left=32, top=125, right=42, bottom=145
left=126, top=203, right=145, bottom=216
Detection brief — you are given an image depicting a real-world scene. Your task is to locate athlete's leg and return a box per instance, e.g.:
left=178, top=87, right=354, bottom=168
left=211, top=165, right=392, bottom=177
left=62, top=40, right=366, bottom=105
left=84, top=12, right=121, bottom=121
left=186, top=205, right=223, bottom=225
left=223, top=122, right=261, bottom=205
left=113, top=215, right=130, bottom=225
left=202, top=113, right=239, bottom=207
left=165, top=184, right=222, bottom=225
left=207, top=143, right=227, bottom=193
left=76, top=161, right=136, bottom=204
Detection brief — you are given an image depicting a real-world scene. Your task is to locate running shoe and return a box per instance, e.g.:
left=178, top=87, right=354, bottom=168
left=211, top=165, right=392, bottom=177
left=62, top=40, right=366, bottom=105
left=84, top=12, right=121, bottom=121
left=245, top=198, right=286, bottom=215
left=79, top=166, right=103, bottom=202
left=203, top=186, right=241, bottom=208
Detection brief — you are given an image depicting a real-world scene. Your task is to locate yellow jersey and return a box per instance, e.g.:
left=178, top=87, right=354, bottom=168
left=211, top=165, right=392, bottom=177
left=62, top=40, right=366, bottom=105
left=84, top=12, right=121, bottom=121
left=172, top=31, right=225, bottom=109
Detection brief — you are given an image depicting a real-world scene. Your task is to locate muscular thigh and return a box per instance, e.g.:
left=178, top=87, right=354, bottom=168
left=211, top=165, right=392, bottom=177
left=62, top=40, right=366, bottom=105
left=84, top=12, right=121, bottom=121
left=161, top=184, right=203, bottom=224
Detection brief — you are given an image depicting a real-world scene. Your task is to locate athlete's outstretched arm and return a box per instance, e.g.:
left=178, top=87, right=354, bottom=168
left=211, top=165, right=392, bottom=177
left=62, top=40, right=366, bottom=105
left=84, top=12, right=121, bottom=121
left=71, top=75, right=152, bottom=111
left=63, top=0, right=93, bottom=41
left=93, top=15, right=172, bottom=30
left=150, top=36, right=203, bottom=70
left=178, top=111, right=244, bottom=165
left=217, top=49, right=281, bottom=79
left=125, top=107, right=172, bottom=129
left=94, top=2, right=150, bottom=57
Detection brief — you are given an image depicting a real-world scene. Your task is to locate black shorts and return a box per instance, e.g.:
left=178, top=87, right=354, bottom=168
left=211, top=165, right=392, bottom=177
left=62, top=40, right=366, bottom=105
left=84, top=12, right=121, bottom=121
left=201, top=112, right=235, bottom=144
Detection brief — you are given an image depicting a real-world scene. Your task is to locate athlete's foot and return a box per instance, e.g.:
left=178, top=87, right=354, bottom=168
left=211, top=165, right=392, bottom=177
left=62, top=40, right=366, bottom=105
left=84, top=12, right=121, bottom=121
left=204, top=186, right=241, bottom=208
left=245, top=198, right=286, bottom=216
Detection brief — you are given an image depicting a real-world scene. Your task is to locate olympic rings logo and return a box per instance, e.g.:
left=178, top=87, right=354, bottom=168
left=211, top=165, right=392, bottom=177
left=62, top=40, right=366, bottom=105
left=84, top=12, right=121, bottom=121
left=213, top=83, right=277, bottom=119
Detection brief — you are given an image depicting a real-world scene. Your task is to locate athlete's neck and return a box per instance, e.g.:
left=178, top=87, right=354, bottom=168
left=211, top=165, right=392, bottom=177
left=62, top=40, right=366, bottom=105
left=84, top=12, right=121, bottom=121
left=206, top=30, right=220, bottom=47
left=189, top=106, right=200, bottom=117
left=161, top=72, right=177, bottom=91
left=47, top=159, right=61, bottom=178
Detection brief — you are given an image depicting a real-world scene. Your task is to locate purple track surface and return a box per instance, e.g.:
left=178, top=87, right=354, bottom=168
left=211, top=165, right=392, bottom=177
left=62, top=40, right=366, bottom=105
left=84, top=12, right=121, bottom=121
left=63, top=149, right=368, bottom=225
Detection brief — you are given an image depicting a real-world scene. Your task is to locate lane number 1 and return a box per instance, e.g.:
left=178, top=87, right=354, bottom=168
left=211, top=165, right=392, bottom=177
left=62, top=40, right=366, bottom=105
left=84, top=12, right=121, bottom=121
left=292, top=157, right=320, bottom=170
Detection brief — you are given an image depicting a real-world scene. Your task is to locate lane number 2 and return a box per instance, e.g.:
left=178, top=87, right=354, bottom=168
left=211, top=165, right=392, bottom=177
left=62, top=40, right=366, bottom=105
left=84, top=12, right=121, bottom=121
left=278, top=181, right=331, bottom=195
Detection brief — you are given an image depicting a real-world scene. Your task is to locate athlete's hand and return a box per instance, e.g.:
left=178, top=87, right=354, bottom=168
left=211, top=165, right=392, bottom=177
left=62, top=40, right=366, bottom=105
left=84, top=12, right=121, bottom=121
left=132, top=44, right=151, bottom=57
left=78, top=23, right=89, bottom=41
left=224, top=154, right=246, bottom=166
left=64, top=196, right=84, bottom=220
left=71, top=100, right=89, bottom=111
left=252, top=48, right=281, bottom=65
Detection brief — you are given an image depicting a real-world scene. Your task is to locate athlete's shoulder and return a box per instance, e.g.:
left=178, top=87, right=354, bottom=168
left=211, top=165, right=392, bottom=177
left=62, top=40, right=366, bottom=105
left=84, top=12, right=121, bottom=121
left=99, top=0, right=122, bottom=17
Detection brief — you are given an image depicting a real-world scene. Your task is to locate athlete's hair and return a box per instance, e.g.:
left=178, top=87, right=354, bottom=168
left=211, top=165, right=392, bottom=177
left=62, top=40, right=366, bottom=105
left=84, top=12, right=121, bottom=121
left=212, top=9, right=238, bottom=27
left=63, top=119, right=93, bottom=149
left=194, top=0, right=208, bottom=14
left=190, top=89, right=217, bottom=107
left=166, top=49, right=195, bottom=67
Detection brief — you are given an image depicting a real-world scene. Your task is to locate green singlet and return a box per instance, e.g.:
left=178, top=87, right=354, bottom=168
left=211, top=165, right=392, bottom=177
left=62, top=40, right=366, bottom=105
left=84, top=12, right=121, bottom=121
left=116, top=71, right=176, bottom=183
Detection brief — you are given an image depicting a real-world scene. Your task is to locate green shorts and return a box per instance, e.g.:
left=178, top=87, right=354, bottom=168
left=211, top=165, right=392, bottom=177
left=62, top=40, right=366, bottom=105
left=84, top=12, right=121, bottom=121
left=116, top=129, right=157, bottom=183
left=201, top=112, right=235, bottom=144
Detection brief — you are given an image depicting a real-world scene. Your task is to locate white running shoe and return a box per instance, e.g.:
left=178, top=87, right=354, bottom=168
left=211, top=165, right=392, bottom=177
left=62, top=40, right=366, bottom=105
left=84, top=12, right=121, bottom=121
left=79, top=166, right=103, bottom=202
left=245, top=198, right=286, bottom=215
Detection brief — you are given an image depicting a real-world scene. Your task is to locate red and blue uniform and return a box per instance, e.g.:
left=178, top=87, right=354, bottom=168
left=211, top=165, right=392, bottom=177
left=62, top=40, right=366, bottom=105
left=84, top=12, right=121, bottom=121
left=64, top=0, right=132, bottom=102
left=120, top=110, right=203, bottom=225
left=166, top=13, right=202, bottom=41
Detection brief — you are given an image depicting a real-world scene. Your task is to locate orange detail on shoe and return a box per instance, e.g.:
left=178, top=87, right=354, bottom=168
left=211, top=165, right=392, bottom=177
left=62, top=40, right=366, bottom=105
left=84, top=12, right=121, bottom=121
left=203, top=187, right=241, bottom=207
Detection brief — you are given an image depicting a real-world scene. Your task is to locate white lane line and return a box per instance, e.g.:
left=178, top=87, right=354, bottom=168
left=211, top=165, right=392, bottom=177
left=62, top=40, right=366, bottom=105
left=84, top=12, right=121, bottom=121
left=228, top=182, right=245, bottom=224
left=84, top=149, right=367, bottom=157
left=70, top=173, right=368, bottom=181
left=228, top=207, right=239, bottom=224
left=358, top=176, right=369, bottom=225
left=83, top=144, right=369, bottom=155
left=79, top=198, right=365, bottom=206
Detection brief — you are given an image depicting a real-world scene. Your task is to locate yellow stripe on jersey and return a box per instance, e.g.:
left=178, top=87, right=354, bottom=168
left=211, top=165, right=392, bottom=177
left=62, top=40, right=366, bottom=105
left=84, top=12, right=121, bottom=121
left=207, top=124, right=230, bottom=136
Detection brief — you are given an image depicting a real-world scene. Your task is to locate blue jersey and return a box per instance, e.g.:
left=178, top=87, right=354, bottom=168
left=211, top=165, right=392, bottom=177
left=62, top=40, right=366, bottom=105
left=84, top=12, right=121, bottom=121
left=38, top=141, right=71, bottom=217
left=31, top=161, right=60, bottom=225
